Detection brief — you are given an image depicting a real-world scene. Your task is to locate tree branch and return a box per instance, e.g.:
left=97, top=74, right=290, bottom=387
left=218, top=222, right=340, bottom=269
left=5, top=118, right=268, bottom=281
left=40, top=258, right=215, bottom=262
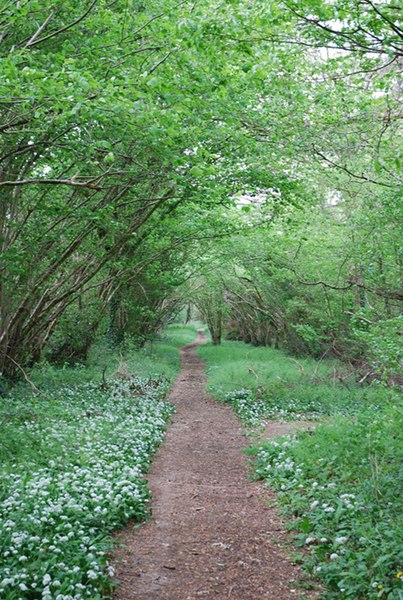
left=24, top=9, right=57, bottom=48
left=0, top=352, right=42, bottom=393
left=26, top=0, right=99, bottom=48
left=0, top=178, right=102, bottom=190
left=313, top=147, right=397, bottom=188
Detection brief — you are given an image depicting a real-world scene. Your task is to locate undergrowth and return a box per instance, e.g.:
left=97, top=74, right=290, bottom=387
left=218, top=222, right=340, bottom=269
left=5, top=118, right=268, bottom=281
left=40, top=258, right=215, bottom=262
left=253, top=403, right=403, bottom=599
left=0, top=324, right=197, bottom=599
left=198, top=340, right=383, bottom=424
left=199, top=339, right=403, bottom=599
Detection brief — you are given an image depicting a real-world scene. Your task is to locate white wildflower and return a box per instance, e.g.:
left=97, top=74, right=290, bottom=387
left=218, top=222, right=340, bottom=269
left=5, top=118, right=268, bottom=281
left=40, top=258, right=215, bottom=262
left=335, top=536, right=348, bottom=544
left=87, top=570, right=98, bottom=580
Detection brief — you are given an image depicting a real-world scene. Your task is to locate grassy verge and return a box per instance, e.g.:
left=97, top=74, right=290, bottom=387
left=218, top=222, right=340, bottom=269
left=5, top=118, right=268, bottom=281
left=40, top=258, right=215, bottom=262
left=0, top=324, right=197, bottom=599
left=199, top=340, right=403, bottom=599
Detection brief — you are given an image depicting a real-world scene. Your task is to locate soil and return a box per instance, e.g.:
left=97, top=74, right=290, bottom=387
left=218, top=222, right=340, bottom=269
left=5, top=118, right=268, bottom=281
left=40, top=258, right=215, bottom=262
left=261, top=421, right=317, bottom=440
left=113, top=332, right=318, bottom=599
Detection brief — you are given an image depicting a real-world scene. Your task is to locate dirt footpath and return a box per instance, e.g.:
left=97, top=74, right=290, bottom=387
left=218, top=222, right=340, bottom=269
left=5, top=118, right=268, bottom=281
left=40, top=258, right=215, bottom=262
left=113, top=333, right=316, bottom=599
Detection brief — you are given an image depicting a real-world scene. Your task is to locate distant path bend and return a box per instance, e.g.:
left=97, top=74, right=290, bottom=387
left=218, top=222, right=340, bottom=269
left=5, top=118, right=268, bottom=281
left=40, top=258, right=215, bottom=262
left=113, top=331, right=314, bottom=599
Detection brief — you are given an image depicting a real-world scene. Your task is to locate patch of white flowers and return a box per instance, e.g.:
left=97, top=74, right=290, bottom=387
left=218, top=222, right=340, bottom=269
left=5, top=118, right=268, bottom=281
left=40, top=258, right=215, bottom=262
left=255, top=435, right=364, bottom=567
left=223, top=389, right=321, bottom=426
left=0, top=377, right=174, bottom=598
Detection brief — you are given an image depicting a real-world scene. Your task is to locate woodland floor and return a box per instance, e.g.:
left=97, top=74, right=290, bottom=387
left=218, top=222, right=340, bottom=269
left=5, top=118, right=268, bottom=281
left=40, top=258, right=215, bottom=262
left=112, top=332, right=319, bottom=600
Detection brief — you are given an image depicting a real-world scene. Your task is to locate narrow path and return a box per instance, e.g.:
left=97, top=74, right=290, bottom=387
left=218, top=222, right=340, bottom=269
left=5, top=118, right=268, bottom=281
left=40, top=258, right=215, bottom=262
left=113, top=333, right=314, bottom=599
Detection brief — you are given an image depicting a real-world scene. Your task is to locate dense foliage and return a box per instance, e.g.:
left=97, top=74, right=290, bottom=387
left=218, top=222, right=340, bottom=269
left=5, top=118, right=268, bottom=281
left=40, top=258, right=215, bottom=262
left=1, top=0, right=401, bottom=380
left=0, top=0, right=258, bottom=377
left=193, top=199, right=402, bottom=383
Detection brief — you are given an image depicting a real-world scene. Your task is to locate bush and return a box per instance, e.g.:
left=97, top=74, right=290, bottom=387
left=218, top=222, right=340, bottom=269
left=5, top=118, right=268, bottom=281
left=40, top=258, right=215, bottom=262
left=353, top=316, right=403, bottom=385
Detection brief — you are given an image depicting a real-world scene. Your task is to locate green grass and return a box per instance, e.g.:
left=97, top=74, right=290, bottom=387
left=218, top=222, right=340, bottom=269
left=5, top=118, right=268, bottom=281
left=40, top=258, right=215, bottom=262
left=198, top=341, right=331, bottom=394
left=198, top=340, right=386, bottom=423
left=14, top=322, right=199, bottom=395
left=0, top=324, right=197, bottom=599
left=199, top=339, right=403, bottom=599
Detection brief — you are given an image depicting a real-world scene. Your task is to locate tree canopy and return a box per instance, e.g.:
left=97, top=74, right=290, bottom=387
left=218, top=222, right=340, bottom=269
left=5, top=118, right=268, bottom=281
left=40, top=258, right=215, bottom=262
left=0, top=0, right=401, bottom=380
